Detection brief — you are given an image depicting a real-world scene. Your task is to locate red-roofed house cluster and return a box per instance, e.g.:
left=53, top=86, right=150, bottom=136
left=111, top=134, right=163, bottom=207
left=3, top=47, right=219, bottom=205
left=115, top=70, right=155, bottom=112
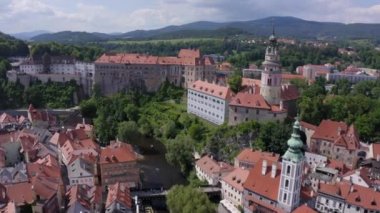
left=0, top=115, right=138, bottom=212
left=187, top=33, right=299, bottom=125
left=195, top=115, right=380, bottom=213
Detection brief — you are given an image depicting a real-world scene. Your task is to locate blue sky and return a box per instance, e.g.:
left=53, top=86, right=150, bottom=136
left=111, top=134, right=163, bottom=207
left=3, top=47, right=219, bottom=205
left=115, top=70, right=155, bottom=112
left=1, top=0, right=380, bottom=33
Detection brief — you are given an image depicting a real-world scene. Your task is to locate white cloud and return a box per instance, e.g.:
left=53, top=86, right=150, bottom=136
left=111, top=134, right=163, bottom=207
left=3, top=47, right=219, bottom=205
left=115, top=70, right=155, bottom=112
left=0, top=0, right=380, bottom=33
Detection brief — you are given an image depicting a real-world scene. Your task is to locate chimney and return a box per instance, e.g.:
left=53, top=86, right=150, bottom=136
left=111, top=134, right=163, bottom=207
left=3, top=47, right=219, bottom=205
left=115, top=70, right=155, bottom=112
left=82, top=118, right=85, bottom=125
left=280, top=100, right=284, bottom=110
left=377, top=154, right=380, bottom=162
left=336, top=176, right=341, bottom=182
left=271, top=163, right=277, bottom=178
left=261, top=160, right=268, bottom=175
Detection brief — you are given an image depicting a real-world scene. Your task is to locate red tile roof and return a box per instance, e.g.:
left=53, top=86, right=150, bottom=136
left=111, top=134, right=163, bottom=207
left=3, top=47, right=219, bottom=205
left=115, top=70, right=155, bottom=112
left=100, top=142, right=137, bottom=164
left=178, top=49, right=200, bottom=59
left=190, top=80, right=233, bottom=100
left=67, top=185, right=102, bottom=210
left=292, top=204, right=317, bottom=213
left=281, top=84, right=299, bottom=101
left=5, top=182, right=35, bottom=205
left=243, top=159, right=281, bottom=201
left=235, top=149, right=280, bottom=167
left=312, top=119, right=348, bottom=141
left=343, top=167, right=372, bottom=186
left=196, top=155, right=233, bottom=176
left=300, top=121, right=317, bottom=130
left=106, top=182, right=132, bottom=209
left=312, top=120, right=360, bottom=150
left=230, top=92, right=271, bottom=110
left=326, top=159, right=351, bottom=174
left=49, top=132, right=69, bottom=147
left=319, top=181, right=380, bottom=211
left=27, top=104, right=56, bottom=124
left=0, top=113, right=16, bottom=124
left=221, top=168, right=249, bottom=192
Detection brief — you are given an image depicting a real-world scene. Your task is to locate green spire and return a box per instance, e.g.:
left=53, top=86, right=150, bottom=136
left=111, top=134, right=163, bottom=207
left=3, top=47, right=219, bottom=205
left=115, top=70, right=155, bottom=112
left=283, top=117, right=304, bottom=162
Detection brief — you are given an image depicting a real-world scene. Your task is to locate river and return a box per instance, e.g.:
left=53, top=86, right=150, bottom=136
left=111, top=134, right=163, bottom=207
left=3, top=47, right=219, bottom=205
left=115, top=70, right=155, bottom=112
left=132, top=135, right=188, bottom=190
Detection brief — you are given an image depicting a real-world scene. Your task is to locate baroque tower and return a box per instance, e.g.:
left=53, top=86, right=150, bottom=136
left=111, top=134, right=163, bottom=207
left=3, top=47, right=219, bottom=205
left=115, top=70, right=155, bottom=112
left=277, top=117, right=304, bottom=212
left=260, top=27, right=282, bottom=105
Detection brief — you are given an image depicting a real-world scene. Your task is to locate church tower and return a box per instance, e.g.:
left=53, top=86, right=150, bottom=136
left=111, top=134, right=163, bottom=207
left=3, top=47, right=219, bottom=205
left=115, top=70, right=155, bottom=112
left=260, top=27, right=282, bottom=105
left=277, top=117, right=304, bottom=212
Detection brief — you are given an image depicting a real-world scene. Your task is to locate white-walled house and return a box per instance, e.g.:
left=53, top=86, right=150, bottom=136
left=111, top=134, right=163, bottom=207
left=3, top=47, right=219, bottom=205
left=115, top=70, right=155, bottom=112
left=187, top=80, right=232, bottom=125
left=67, top=154, right=98, bottom=187
left=195, top=155, right=233, bottom=186
left=221, top=167, right=249, bottom=207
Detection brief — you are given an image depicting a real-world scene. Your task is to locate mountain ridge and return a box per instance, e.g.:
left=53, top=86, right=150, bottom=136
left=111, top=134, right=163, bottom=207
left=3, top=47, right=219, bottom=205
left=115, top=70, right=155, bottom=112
left=29, top=16, right=380, bottom=43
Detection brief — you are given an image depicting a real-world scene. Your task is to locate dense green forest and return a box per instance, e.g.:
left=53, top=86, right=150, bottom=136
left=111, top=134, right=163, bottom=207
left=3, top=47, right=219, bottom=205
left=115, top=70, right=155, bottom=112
left=0, top=32, right=29, bottom=57
left=30, top=42, right=104, bottom=62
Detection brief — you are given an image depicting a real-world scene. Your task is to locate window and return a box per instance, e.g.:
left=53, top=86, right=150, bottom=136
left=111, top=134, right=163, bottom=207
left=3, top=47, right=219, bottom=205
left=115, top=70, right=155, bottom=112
left=286, top=165, right=291, bottom=175
left=283, top=193, right=287, bottom=202
left=285, top=179, right=289, bottom=188
left=246, top=109, right=249, bottom=113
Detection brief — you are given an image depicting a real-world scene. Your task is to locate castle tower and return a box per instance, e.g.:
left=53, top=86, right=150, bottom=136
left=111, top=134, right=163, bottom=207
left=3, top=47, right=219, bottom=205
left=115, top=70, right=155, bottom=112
left=260, top=27, right=282, bottom=105
left=277, top=117, right=304, bottom=212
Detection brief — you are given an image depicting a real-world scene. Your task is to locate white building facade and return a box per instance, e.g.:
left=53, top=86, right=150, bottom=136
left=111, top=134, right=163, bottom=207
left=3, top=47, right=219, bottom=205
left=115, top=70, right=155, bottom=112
left=187, top=80, right=232, bottom=125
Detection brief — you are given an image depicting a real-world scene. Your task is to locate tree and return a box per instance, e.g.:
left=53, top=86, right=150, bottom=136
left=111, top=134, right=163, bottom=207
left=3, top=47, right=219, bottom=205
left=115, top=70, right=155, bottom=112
left=228, top=70, right=242, bottom=93
left=165, top=135, right=194, bottom=174
left=188, top=122, right=205, bottom=141
left=117, top=121, right=138, bottom=141
left=331, top=79, right=351, bottom=95
left=255, top=122, right=291, bottom=155
left=166, top=185, right=215, bottom=213
left=80, top=98, right=97, bottom=118
left=124, top=104, right=139, bottom=122
left=162, top=120, right=177, bottom=139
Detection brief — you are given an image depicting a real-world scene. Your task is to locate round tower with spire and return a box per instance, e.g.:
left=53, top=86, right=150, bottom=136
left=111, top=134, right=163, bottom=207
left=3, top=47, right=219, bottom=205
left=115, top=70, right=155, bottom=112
left=277, top=117, right=305, bottom=212
left=260, top=25, right=282, bottom=105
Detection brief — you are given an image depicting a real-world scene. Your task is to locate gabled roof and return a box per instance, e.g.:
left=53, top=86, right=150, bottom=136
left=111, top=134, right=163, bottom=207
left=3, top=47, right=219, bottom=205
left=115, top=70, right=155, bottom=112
left=100, top=142, right=136, bottom=164
left=178, top=49, right=200, bottom=59
left=280, top=84, right=299, bottom=101
left=0, top=113, right=16, bottom=124
left=195, top=155, right=233, bottom=176
left=292, top=204, right=317, bottom=213
left=221, top=168, right=249, bottom=192
left=312, top=119, right=348, bottom=141
left=300, top=121, right=317, bottom=130
left=5, top=182, right=35, bottom=205
left=190, top=80, right=233, bottom=100
left=319, top=181, right=380, bottom=211
left=235, top=149, right=279, bottom=166
left=106, top=182, right=132, bottom=210
left=229, top=92, right=271, bottom=110
left=66, top=185, right=102, bottom=211
left=243, top=159, right=281, bottom=201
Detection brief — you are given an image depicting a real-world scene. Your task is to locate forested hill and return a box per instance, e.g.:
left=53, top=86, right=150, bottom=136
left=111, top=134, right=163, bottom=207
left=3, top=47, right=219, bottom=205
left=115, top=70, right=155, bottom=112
left=29, top=16, right=380, bottom=43
left=0, top=32, right=29, bottom=57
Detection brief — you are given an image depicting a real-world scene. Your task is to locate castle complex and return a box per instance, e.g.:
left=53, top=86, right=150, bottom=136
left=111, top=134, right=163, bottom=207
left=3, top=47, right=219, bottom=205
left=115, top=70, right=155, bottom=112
left=188, top=31, right=299, bottom=125
left=94, top=49, right=217, bottom=95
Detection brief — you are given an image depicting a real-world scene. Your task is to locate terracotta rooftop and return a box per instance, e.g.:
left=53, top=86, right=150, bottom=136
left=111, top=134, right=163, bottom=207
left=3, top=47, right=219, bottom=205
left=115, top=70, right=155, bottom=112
left=66, top=185, right=102, bottom=211
left=178, top=48, right=200, bottom=59
left=230, top=92, right=271, bottom=110
left=243, top=159, right=281, bottom=201
left=292, top=204, right=317, bottom=213
left=27, top=104, right=56, bottom=124
left=235, top=149, right=279, bottom=167
left=312, top=119, right=347, bottom=141
left=0, top=113, right=16, bottom=124
left=221, top=167, right=249, bottom=192
left=280, top=84, right=299, bottom=101
left=49, top=132, right=69, bottom=147
left=326, top=159, right=351, bottom=174
left=100, top=142, right=137, bottom=164
left=106, top=182, right=132, bottom=210
left=5, top=182, right=35, bottom=205
left=300, top=121, right=317, bottom=130
left=190, top=80, right=233, bottom=100
left=196, top=155, right=233, bottom=177
left=343, top=167, right=372, bottom=186
left=319, top=181, right=380, bottom=211
left=242, top=78, right=261, bottom=87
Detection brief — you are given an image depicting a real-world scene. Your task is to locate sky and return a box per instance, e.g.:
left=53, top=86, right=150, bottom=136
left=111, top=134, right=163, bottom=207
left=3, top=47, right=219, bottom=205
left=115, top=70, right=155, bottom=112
left=1, top=0, right=380, bottom=34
